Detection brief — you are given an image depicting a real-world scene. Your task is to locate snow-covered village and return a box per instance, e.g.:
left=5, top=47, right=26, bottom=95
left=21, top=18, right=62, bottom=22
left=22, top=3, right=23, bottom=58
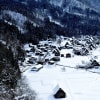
left=0, top=0, right=100, bottom=100
left=18, top=36, right=100, bottom=100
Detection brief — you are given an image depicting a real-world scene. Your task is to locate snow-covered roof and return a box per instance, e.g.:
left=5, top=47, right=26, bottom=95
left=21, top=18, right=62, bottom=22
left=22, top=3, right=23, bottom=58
left=53, top=82, right=69, bottom=94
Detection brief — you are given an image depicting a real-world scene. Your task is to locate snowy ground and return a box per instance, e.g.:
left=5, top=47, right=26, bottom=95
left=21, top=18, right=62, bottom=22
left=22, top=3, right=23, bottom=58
left=22, top=40, right=100, bottom=100
left=23, top=65, right=100, bottom=100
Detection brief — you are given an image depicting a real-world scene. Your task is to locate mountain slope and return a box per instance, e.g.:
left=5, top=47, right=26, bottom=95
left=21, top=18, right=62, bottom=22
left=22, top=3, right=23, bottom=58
left=0, top=0, right=100, bottom=38
left=78, top=0, right=100, bottom=12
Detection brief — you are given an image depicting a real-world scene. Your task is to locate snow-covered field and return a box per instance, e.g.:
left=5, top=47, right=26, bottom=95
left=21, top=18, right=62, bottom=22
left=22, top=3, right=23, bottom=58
left=22, top=37, right=100, bottom=100
left=23, top=66, right=100, bottom=100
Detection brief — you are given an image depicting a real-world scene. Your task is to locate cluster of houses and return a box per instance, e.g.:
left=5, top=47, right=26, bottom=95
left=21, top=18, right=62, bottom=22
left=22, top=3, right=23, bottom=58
left=20, top=41, right=60, bottom=72
left=20, top=36, right=100, bottom=73
left=64, top=36, right=99, bottom=56
left=63, top=36, right=100, bottom=69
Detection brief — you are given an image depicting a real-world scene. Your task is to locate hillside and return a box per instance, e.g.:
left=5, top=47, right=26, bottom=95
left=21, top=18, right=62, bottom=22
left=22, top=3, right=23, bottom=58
left=0, top=0, right=100, bottom=38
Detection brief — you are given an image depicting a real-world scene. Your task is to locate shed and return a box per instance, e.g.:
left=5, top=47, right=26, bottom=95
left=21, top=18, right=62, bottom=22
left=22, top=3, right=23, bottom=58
left=61, top=54, right=64, bottom=57
left=66, top=53, right=71, bottom=58
left=54, top=88, right=66, bottom=98
left=53, top=84, right=67, bottom=99
left=91, top=60, right=100, bottom=66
